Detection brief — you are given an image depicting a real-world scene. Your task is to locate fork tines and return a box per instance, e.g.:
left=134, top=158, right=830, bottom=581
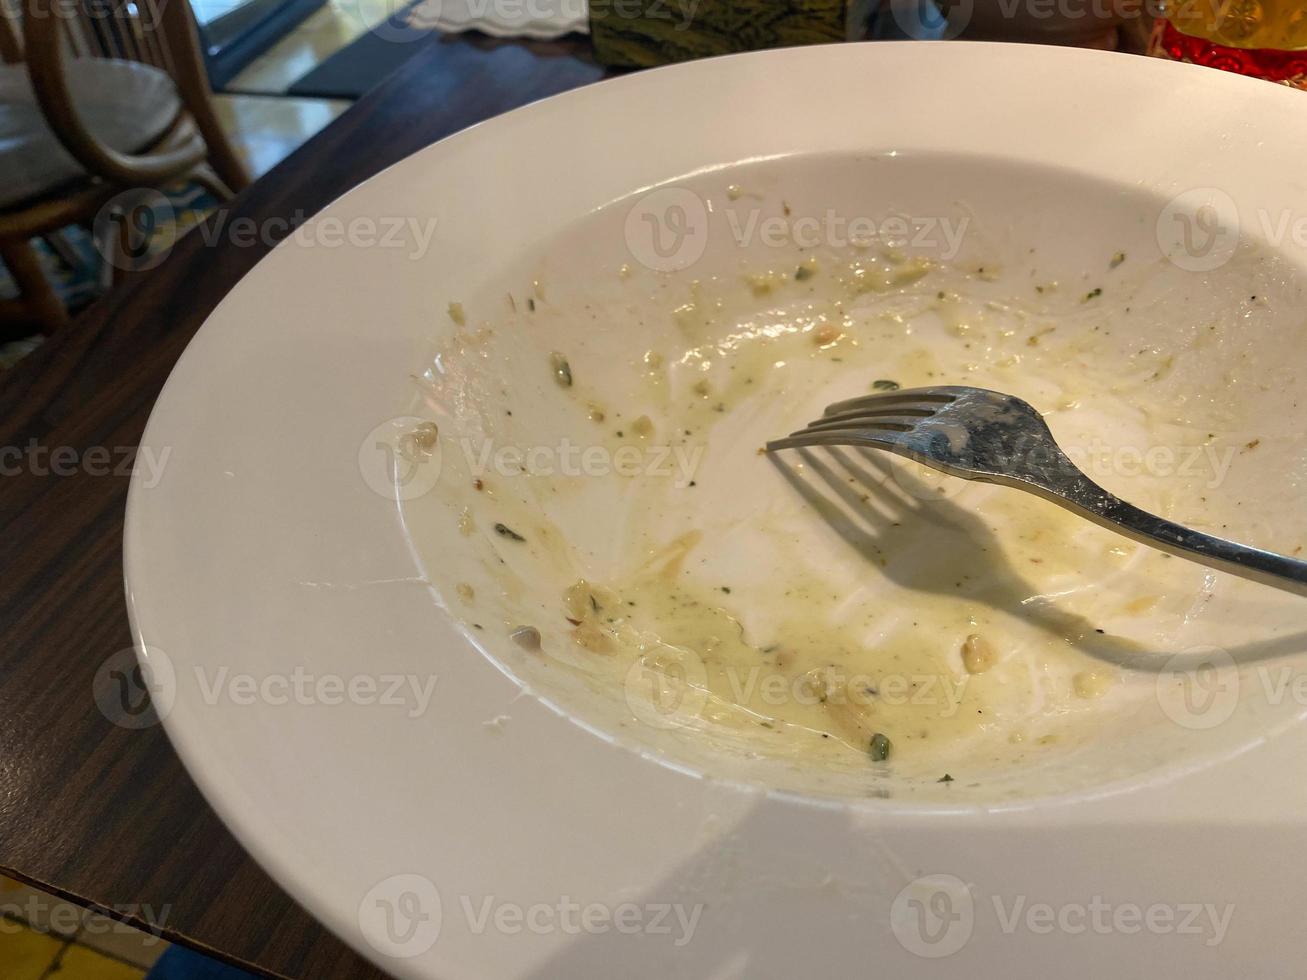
left=766, top=386, right=963, bottom=453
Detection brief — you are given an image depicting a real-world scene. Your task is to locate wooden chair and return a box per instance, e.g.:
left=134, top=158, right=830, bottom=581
left=0, top=0, right=250, bottom=333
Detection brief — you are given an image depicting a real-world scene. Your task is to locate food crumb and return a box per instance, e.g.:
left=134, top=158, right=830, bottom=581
left=510, top=626, right=542, bottom=651
left=961, top=634, right=998, bottom=674
left=494, top=523, right=526, bottom=542
left=550, top=352, right=573, bottom=388
left=869, top=733, right=892, bottom=762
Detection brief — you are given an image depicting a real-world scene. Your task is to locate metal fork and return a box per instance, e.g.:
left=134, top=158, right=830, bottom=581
left=767, top=385, right=1307, bottom=598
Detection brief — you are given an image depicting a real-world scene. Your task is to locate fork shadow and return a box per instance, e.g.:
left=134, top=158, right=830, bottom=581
left=770, top=446, right=1307, bottom=671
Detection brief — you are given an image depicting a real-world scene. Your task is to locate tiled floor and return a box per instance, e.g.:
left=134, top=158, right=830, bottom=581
left=226, top=0, right=401, bottom=94
left=190, top=0, right=252, bottom=26
left=210, top=0, right=395, bottom=177
left=214, top=92, right=352, bottom=178
left=0, top=875, right=169, bottom=979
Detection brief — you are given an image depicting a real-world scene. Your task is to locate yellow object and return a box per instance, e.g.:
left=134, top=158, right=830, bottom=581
left=1168, top=0, right=1307, bottom=50
left=57, top=944, right=147, bottom=979
left=0, top=924, right=67, bottom=980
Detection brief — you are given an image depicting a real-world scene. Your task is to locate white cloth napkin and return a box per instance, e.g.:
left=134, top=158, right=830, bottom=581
left=406, top=0, right=588, bottom=38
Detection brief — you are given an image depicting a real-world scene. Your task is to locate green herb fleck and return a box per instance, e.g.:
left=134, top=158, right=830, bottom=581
left=493, top=523, right=525, bottom=542
left=550, top=352, right=573, bottom=388
left=1110, top=251, right=1126, bottom=269
left=869, top=732, right=892, bottom=761
left=872, top=379, right=901, bottom=392
left=1082, top=287, right=1103, bottom=303
left=938, top=773, right=954, bottom=783
left=527, top=297, right=536, bottom=312
left=794, top=265, right=814, bottom=281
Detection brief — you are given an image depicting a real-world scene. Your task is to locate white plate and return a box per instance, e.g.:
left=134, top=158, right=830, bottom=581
left=126, top=43, right=1307, bottom=979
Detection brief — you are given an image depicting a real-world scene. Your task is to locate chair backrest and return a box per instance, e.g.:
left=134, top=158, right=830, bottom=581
left=21, top=0, right=223, bottom=184
left=21, top=0, right=208, bottom=78
left=1, top=0, right=22, bottom=61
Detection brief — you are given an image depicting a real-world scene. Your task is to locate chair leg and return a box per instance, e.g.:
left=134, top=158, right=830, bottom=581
left=0, top=236, right=68, bottom=333
left=42, top=229, right=89, bottom=276
left=190, top=163, right=236, bottom=202
left=187, top=101, right=251, bottom=194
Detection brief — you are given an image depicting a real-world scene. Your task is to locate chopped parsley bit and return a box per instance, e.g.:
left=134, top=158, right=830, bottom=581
left=1110, top=251, right=1126, bottom=269
left=720, top=586, right=732, bottom=594
left=527, top=297, right=536, bottom=312
left=794, top=265, right=814, bottom=281
left=938, top=773, right=954, bottom=783
left=1082, top=287, right=1103, bottom=303
left=493, top=522, right=526, bottom=542
left=869, top=732, right=892, bottom=762
left=872, top=379, right=901, bottom=391
left=550, top=352, right=573, bottom=388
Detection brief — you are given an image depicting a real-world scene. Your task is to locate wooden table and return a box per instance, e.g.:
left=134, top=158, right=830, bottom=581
left=0, top=32, right=604, bottom=978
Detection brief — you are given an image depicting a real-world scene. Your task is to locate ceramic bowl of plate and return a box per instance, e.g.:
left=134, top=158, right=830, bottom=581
left=126, top=42, right=1307, bottom=979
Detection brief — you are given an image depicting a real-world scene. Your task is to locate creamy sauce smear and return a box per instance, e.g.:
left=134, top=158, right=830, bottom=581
left=417, top=237, right=1300, bottom=785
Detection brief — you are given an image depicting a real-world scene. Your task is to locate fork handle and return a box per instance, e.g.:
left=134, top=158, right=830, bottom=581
left=1036, top=474, right=1307, bottom=599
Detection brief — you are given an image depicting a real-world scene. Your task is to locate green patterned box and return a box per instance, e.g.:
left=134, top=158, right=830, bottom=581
left=590, top=0, right=874, bottom=68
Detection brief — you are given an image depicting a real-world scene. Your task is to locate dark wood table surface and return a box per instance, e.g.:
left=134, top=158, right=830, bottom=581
left=0, top=31, right=605, bottom=978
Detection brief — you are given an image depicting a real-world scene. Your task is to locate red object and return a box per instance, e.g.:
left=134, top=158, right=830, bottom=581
left=1157, top=18, right=1307, bottom=83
